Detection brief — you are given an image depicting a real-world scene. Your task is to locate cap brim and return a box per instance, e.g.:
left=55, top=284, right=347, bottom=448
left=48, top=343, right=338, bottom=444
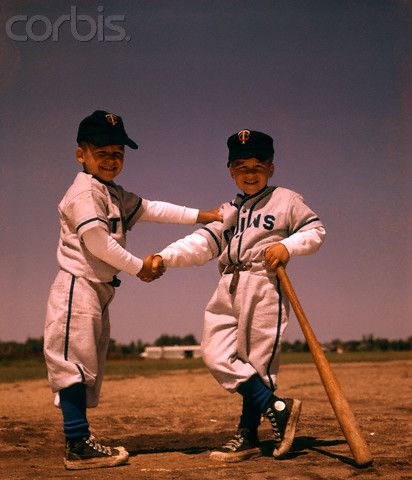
left=227, top=148, right=273, bottom=164
left=124, top=138, right=138, bottom=149
left=79, top=133, right=138, bottom=150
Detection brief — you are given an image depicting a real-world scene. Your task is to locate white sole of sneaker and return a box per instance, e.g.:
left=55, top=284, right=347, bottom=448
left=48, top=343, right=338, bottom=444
left=273, top=399, right=302, bottom=458
left=64, top=450, right=129, bottom=470
left=210, top=447, right=261, bottom=463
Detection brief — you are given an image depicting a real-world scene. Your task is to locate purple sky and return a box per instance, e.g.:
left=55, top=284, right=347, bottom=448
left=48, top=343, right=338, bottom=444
left=0, top=1, right=411, bottom=344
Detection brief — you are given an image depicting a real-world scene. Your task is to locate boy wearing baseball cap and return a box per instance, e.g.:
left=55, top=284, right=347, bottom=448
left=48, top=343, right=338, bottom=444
left=43, top=110, right=221, bottom=470
left=151, top=129, right=326, bottom=462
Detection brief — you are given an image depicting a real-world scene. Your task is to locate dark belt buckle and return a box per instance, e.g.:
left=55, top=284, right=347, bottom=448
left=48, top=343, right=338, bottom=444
left=108, top=276, right=121, bottom=288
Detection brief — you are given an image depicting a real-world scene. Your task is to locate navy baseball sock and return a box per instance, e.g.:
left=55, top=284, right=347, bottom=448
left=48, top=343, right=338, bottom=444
left=237, top=373, right=274, bottom=414
left=239, top=394, right=262, bottom=430
left=60, top=383, right=90, bottom=441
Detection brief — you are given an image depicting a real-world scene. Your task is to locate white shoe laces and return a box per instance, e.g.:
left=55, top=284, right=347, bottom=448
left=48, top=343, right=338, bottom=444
left=86, top=435, right=113, bottom=455
left=266, top=410, right=281, bottom=442
left=223, top=433, right=244, bottom=451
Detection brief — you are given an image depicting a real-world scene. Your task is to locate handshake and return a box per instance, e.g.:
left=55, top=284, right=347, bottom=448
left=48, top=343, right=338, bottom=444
left=136, top=254, right=166, bottom=282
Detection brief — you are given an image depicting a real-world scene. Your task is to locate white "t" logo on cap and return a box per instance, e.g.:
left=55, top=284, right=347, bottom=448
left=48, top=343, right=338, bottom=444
left=105, top=114, right=118, bottom=126
left=238, top=129, right=250, bottom=144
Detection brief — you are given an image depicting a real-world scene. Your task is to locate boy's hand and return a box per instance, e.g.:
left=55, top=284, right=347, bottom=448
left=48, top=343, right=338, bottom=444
left=151, top=255, right=165, bottom=276
left=196, top=207, right=223, bottom=224
left=264, top=243, right=290, bottom=270
left=137, top=254, right=164, bottom=282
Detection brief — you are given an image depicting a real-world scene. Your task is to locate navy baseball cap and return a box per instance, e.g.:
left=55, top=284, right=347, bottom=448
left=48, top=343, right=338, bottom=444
left=77, top=110, right=138, bottom=149
left=227, top=129, right=274, bottom=166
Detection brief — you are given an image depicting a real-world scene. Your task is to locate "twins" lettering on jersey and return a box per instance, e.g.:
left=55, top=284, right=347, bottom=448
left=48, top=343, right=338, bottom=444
left=223, top=214, right=276, bottom=242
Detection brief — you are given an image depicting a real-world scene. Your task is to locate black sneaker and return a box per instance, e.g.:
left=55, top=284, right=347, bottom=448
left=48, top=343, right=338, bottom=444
left=64, top=434, right=129, bottom=470
left=263, top=397, right=302, bottom=458
left=209, top=428, right=261, bottom=462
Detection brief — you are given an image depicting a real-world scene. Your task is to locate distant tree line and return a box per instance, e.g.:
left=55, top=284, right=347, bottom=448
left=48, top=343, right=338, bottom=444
left=153, top=334, right=198, bottom=347
left=281, top=335, right=412, bottom=353
left=0, top=334, right=411, bottom=361
left=0, top=334, right=200, bottom=361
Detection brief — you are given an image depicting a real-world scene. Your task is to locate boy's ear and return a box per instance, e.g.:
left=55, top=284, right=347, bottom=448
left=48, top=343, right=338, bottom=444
left=76, top=146, right=86, bottom=165
left=229, top=166, right=235, bottom=178
left=268, top=163, right=275, bottom=177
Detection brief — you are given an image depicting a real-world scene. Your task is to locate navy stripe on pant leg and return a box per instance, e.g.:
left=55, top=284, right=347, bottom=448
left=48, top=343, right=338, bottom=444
left=75, top=364, right=86, bottom=383
left=64, top=275, right=76, bottom=361
left=266, top=276, right=283, bottom=391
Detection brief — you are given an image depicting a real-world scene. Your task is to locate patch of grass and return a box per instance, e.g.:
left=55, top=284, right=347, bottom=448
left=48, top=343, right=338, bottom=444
left=0, top=358, right=48, bottom=383
left=0, top=351, right=410, bottom=383
left=105, top=357, right=206, bottom=378
left=280, top=350, right=412, bottom=364
left=0, top=357, right=207, bottom=383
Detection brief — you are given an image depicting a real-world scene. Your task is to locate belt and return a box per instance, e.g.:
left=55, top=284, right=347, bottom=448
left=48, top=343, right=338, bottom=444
left=107, top=275, right=121, bottom=288
left=222, top=263, right=251, bottom=294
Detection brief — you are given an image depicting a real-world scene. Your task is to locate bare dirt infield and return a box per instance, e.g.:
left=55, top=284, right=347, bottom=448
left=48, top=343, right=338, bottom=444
left=0, top=360, right=411, bottom=480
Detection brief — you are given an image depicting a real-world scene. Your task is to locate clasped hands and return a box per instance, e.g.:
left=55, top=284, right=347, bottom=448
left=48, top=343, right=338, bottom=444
left=136, top=254, right=165, bottom=283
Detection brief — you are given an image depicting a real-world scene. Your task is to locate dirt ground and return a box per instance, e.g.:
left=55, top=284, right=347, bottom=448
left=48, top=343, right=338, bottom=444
left=0, top=360, right=411, bottom=480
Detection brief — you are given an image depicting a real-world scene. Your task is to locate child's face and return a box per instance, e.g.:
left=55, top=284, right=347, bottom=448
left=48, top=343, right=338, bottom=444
left=76, top=144, right=125, bottom=182
left=229, top=157, right=274, bottom=195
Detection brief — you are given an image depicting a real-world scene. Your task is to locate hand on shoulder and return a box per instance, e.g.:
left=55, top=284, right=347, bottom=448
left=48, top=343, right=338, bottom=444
left=196, top=206, right=223, bottom=225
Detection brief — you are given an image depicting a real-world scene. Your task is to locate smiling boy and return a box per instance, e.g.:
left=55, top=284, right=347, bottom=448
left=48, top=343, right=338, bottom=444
left=43, top=110, right=221, bottom=470
left=77, top=143, right=125, bottom=183
left=150, top=129, right=326, bottom=462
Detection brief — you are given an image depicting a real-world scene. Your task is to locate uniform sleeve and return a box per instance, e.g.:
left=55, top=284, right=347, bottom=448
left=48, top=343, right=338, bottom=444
left=64, top=189, right=109, bottom=238
left=136, top=199, right=199, bottom=224
left=193, top=221, right=225, bottom=258
left=158, top=232, right=213, bottom=268
left=279, top=194, right=326, bottom=256
left=83, top=228, right=143, bottom=274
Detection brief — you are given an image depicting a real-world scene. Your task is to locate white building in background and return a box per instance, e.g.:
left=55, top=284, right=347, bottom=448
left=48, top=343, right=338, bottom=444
left=141, top=345, right=202, bottom=360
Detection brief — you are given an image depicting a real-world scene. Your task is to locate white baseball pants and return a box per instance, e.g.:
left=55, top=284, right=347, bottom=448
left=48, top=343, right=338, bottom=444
left=201, top=270, right=289, bottom=393
left=44, top=270, right=114, bottom=408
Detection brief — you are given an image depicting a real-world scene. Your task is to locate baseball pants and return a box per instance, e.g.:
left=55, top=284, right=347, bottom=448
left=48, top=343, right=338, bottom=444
left=201, top=270, right=289, bottom=393
left=44, top=269, right=114, bottom=408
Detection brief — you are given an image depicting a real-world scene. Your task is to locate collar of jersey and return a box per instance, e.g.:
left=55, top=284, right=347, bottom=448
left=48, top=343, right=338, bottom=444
left=235, top=185, right=276, bottom=209
left=91, top=174, right=116, bottom=187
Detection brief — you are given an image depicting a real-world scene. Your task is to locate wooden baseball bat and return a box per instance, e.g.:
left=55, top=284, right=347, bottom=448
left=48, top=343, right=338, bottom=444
left=276, top=265, right=373, bottom=466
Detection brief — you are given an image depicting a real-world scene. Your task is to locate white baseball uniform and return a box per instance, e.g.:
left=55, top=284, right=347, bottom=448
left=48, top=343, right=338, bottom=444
left=158, top=186, right=325, bottom=392
left=44, top=171, right=198, bottom=407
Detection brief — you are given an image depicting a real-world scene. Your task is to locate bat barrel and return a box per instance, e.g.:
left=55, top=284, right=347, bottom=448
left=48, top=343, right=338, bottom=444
left=276, top=265, right=373, bottom=466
